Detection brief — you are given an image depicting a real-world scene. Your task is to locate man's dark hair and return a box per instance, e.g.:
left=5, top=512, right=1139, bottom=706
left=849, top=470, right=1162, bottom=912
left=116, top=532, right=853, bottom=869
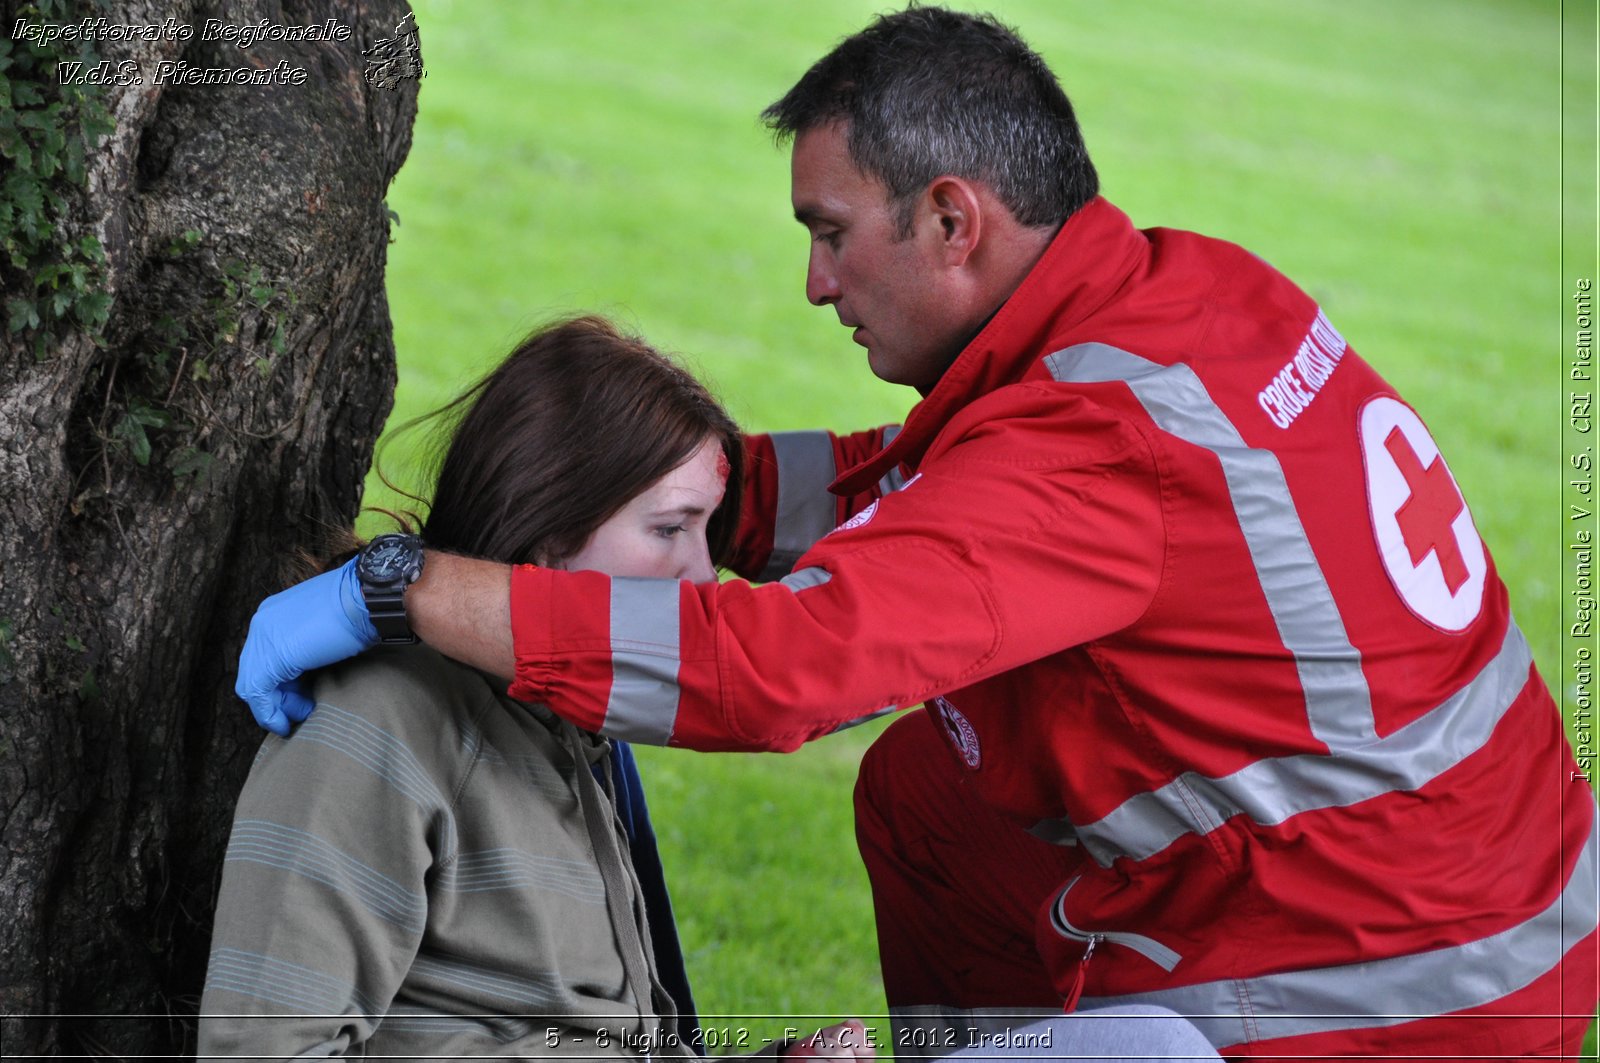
left=761, top=5, right=1097, bottom=235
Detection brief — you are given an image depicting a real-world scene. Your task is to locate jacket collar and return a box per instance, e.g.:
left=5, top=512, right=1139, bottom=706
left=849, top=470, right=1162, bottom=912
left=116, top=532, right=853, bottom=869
left=831, top=196, right=1148, bottom=496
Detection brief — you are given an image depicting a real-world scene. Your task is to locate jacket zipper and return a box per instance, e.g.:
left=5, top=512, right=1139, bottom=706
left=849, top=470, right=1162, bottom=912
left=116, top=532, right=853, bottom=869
left=1061, top=933, right=1098, bottom=1012
left=1049, top=877, right=1182, bottom=1012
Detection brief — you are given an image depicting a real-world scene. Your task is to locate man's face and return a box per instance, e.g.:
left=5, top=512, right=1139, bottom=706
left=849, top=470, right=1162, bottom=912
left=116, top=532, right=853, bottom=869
left=790, top=124, right=966, bottom=391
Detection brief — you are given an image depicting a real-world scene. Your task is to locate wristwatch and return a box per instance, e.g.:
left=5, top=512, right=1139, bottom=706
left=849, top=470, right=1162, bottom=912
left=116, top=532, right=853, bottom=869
left=356, top=532, right=425, bottom=644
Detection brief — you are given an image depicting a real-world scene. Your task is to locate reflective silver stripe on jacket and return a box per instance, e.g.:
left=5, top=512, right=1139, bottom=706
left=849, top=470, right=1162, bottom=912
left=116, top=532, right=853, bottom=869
left=1043, top=342, right=1373, bottom=751
left=1050, top=877, right=1183, bottom=971
left=1026, top=816, right=1080, bottom=846
left=1062, top=622, right=1535, bottom=866
left=778, top=566, right=832, bottom=593
left=1075, top=811, right=1600, bottom=1046
left=598, top=567, right=834, bottom=743
left=1041, top=342, right=1534, bottom=867
left=876, top=424, right=906, bottom=495
left=600, top=577, right=681, bottom=745
left=761, top=431, right=840, bottom=581
left=827, top=707, right=898, bottom=735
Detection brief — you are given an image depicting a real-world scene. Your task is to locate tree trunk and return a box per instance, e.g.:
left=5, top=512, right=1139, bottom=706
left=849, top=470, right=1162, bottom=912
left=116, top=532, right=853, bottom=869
left=0, top=1, right=418, bottom=1054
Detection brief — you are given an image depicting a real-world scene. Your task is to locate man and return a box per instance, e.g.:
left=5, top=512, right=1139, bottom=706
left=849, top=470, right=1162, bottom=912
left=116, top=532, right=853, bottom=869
left=238, top=8, right=1598, bottom=1057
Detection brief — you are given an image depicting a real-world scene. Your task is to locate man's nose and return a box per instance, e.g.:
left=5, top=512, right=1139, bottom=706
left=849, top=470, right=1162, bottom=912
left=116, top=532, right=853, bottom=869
left=806, top=249, right=839, bottom=306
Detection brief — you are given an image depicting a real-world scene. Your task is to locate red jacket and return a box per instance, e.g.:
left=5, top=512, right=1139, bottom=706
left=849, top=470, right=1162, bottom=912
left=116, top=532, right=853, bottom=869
left=510, top=198, right=1597, bottom=1055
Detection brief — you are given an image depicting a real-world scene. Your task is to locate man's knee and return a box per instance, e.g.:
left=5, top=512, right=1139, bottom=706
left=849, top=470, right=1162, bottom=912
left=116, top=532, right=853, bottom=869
left=855, top=709, right=945, bottom=813
left=1073, top=1006, right=1218, bottom=1052
left=854, top=709, right=957, bottom=863
left=986, top=1008, right=1220, bottom=1059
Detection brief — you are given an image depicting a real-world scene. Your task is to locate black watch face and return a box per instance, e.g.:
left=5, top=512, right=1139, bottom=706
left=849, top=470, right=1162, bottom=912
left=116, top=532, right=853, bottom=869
left=362, top=536, right=415, bottom=582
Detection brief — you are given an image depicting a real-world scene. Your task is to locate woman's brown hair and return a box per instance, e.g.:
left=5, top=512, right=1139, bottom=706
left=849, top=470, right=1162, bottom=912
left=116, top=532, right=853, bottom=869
left=355, top=315, right=743, bottom=575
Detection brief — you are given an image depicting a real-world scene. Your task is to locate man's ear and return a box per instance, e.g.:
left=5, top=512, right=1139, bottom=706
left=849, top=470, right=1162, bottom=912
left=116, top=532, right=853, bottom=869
left=925, top=175, right=983, bottom=266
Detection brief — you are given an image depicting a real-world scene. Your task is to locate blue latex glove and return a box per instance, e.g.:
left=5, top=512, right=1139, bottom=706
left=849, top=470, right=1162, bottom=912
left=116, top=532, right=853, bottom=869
left=235, top=557, right=379, bottom=735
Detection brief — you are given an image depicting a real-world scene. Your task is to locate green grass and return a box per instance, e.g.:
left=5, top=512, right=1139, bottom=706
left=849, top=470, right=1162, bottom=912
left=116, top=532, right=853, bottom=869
left=372, top=0, right=1593, bottom=1051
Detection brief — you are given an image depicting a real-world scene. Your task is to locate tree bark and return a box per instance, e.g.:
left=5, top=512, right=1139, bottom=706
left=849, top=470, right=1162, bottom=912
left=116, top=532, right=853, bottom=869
left=0, top=0, right=418, bottom=1054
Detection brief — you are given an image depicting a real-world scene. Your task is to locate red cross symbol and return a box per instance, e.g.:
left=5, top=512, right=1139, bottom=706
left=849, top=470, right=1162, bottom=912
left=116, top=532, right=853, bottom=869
left=1383, top=426, right=1468, bottom=594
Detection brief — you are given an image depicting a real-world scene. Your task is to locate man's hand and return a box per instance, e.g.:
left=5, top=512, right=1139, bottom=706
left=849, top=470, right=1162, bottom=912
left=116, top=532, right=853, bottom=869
left=785, top=1020, right=874, bottom=1061
left=235, top=557, right=378, bottom=735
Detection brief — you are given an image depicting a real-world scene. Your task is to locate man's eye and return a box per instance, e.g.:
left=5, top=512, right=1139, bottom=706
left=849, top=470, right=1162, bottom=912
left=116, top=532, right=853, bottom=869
left=813, top=229, right=840, bottom=247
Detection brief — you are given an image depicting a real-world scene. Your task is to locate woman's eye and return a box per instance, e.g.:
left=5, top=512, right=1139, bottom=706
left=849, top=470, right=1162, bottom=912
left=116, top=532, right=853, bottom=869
left=654, top=525, right=686, bottom=539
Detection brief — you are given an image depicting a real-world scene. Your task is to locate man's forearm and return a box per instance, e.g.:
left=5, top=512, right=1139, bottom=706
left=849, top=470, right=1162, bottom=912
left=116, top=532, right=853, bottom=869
left=410, top=551, right=515, bottom=680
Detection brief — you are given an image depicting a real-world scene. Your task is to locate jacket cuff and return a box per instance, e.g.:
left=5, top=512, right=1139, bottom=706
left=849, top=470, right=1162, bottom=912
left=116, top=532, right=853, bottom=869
left=507, top=562, right=553, bottom=704
left=506, top=563, right=616, bottom=734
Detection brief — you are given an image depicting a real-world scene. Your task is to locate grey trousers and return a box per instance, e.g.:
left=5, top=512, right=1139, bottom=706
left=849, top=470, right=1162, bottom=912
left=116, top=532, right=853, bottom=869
left=935, top=1006, right=1221, bottom=1062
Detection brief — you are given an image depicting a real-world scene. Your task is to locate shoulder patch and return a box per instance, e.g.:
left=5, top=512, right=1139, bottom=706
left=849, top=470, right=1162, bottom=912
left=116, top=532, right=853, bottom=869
left=835, top=500, right=878, bottom=533
left=931, top=695, right=981, bottom=769
left=1358, top=396, right=1486, bottom=631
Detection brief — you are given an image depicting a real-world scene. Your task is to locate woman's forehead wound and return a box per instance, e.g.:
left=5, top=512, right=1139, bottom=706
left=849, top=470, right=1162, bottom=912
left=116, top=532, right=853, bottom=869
left=715, top=448, right=731, bottom=484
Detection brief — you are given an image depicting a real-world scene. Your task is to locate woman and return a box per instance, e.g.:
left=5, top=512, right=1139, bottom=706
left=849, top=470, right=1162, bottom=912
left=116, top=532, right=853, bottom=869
left=199, top=317, right=863, bottom=1059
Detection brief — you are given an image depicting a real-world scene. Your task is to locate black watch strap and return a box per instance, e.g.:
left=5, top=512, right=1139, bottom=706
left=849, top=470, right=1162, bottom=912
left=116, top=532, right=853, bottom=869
left=365, top=587, right=416, bottom=644
left=357, top=533, right=425, bottom=645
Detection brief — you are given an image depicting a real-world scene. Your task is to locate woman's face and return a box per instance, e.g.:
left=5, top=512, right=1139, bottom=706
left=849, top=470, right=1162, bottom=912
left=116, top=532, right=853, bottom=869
left=560, top=436, right=728, bottom=582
